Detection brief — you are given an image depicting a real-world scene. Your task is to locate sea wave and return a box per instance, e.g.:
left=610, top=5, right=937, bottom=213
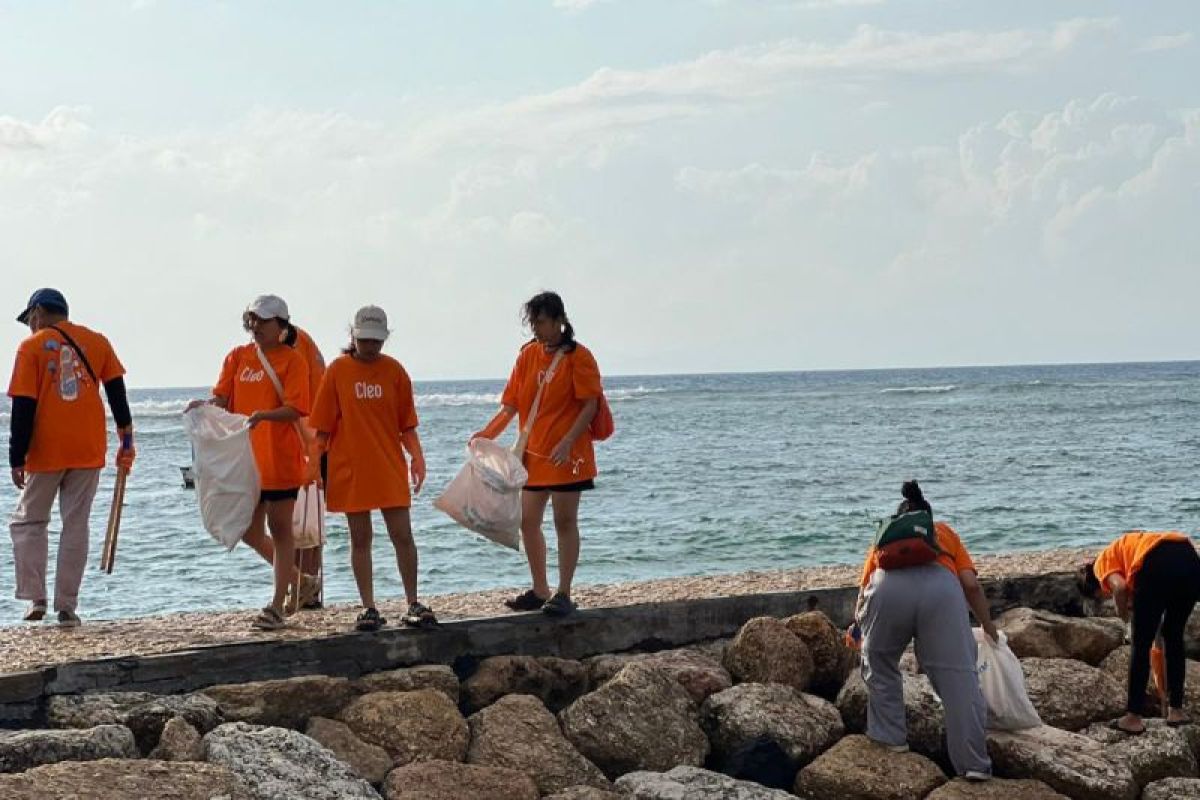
left=879, top=385, right=957, bottom=395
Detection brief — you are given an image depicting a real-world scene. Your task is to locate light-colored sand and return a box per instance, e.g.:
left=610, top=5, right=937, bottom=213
left=0, top=547, right=1095, bottom=675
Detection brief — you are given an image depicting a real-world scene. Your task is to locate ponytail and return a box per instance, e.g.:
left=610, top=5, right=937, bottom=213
left=897, top=479, right=932, bottom=515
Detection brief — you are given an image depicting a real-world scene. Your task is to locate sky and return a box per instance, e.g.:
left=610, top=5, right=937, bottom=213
left=1, top=0, right=1196, bottom=387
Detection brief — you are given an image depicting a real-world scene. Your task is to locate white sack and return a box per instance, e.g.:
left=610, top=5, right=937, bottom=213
left=183, top=405, right=259, bottom=550
left=433, top=438, right=529, bottom=550
left=975, top=628, right=1042, bottom=730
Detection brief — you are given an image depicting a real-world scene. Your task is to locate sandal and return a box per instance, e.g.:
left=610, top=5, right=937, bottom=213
left=541, top=592, right=577, bottom=617
left=1167, top=716, right=1193, bottom=728
left=23, top=601, right=47, bottom=622
left=1107, top=719, right=1146, bottom=736
left=355, top=607, right=386, bottom=632
left=252, top=606, right=286, bottom=631
left=504, top=589, right=550, bottom=611
left=402, top=602, right=438, bottom=627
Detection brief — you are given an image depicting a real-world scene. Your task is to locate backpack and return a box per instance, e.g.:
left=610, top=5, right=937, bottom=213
left=873, top=509, right=941, bottom=570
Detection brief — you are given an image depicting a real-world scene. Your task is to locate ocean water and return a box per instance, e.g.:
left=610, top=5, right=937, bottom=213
left=0, top=360, right=1197, bottom=623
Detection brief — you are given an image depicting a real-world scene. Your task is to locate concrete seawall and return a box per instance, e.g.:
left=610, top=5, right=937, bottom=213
left=0, top=571, right=1081, bottom=726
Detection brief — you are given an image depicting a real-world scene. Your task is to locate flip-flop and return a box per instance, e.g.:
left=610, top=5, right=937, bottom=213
left=1108, top=719, right=1146, bottom=735
left=1167, top=717, right=1193, bottom=728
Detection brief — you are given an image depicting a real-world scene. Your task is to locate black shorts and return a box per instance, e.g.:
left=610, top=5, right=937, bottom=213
left=523, top=479, right=595, bottom=493
left=260, top=487, right=300, bottom=503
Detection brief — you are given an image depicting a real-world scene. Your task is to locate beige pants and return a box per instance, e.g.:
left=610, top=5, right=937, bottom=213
left=10, top=469, right=101, bottom=613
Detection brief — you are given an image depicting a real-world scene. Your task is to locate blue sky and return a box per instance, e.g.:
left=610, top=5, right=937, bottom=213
left=1, top=1, right=1197, bottom=385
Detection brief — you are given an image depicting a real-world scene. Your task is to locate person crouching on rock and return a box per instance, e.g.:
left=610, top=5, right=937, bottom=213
left=851, top=480, right=999, bottom=781
left=1078, top=531, right=1200, bottom=733
left=309, top=305, right=435, bottom=632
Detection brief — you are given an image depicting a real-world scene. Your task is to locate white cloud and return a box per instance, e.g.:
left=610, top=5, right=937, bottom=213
left=1136, top=32, right=1194, bottom=53
left=552, top=0, right=609, bottom=10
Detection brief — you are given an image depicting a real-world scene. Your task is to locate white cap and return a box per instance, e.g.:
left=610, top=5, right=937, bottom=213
left=352, top=305, right=390, bottom=341
left=246, top=294, right=290, bottom=320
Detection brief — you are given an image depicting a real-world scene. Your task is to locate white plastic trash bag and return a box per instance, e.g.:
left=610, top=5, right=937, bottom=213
left=293, top=482, right=326, bottom=549
left=434, top=438, right=529, bottom=550
left=183, top=405, right=259, bottom=550
left=974, top=628, right=1042, bottom=730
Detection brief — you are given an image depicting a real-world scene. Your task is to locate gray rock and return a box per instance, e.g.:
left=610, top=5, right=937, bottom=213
left=382, top=759, right=539, bottom=800
left=587, top=649, right=732, bottom=704
left=792, top=734, right=947, bottom=799
left=463, top=655, right=589, bottom=712
left=0, top=759, right=250, bottom=799
left=836, top=669, right=946, bottom=762
left=986, top=725, right=1137, bottom=800
left=338, top=689, right=468, bottom=766
left=305, top=717, right=392, bottom=785
left=997, top=608, right=1124, bottom=665
left=1080, top=719, right=1199, bottom=788
left=148, top=717, right=204, bottom=761
left=45, top=691, right=222, bottom=754
left=203, top=721, right=380, bottom=800
left=1099, top=646, right=1200, bottom=714
left=1021, top=658, right=1125, bottom=730
left=723, top=617, right=813, bottom=692
left=467, top=694, right=610, bottom=795
left=617, top=765, right=796, bottom=799
left=0, top=726, right=138, bottom=773
left=203, top=675, right=356, bottom=729
left=125, top=693, right=224, bottom=753
left=560, top=662, right=709, bottom=779
left=45, top=692, right=157, bottom=728
left=352, top=664, right=460, bottom=703
left=783, top=610, right=853, bottom=698
left=925, top=777, right=1069, bottom=799
left=1143, top=776, right=1200, bottom=799
left=702, top=683, right=843, bottom=788
left=542, top=787, right=622, bottom=800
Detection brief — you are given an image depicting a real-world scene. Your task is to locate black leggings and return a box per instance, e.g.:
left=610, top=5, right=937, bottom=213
left=1129, top=540, right=1200, bottom=714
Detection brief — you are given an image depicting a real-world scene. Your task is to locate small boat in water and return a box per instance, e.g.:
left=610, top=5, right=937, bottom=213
left=180, top=465, right=195, bottom=489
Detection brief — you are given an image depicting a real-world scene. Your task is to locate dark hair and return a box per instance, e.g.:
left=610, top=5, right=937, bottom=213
left=242, top=314, right=297, bottom=347
left=1076, top=561, right=1102, bottom=598
left=897, top=479, right=932, bottom=516
left=522, top=291, right=576, bottom=352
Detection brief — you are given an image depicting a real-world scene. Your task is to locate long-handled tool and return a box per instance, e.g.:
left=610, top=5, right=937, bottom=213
left=100, top=466, right=128, bottom=574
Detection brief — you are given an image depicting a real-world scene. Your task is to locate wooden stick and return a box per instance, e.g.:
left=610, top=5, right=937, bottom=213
left=100, top=467, right=128, bottom=574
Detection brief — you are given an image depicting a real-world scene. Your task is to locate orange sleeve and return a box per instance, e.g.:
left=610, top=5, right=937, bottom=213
left=309, top=362, right=339, bottom=435
left=1092, top=537, right=1128, bottom=595
left=500, top=348, right=527, bottom=409
left=7, top=340, right=39, bottom=399
left=396, top=365, right=418, bottom=431
left=937, top=523, right=976, bottom=574
left=859, top=549, right=880, bottom=587
left=572, top=347, right=602, bottom=400
left=282, top=353, right=310, bottom=416
left=95, top=334, right=125, bottom=383
left=213, top=349, right=237, bottom=399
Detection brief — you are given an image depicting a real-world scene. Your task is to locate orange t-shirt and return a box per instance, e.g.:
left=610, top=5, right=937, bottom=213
left=859, top=521, right=977, bottom=587
left=7, top=322, right=125, bottom=472
left=309, top=354, right=419, bottom=513
left=1093, top=531, right=1191, bottom=595
left=213, top=343, right=310, bottom=490
left=501, top=341, right=603, bottom=486
left=294, top=327, right=327, bottom=406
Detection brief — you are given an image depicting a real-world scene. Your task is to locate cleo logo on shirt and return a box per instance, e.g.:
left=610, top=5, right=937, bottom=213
left=239, top=367, right=265, bottom=383
left=354, top=382, right=384, bottom=400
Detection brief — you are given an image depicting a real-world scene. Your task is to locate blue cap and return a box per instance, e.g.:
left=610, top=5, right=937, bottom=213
left=16, top=288, right=68, bottom=324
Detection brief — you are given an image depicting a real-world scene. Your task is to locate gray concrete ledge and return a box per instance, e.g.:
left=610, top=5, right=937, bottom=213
left=0, top=571, right=1080, bottom=725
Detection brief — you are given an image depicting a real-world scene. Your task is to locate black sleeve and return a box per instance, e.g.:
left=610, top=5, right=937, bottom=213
left=9, top=396, right=36, bottom=468
left=103, top=377, right=133, bottom=429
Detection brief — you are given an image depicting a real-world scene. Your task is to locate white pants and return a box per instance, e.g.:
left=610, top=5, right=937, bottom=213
left=10, top=469, right=101, bottom=613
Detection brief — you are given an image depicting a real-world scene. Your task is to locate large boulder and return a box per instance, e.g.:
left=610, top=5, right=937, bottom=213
left=203, top=721, right=380, bottom=800
left=305, top=717, right=393, bottom=785
left=1021, top=658, right=1125, bottom=730
left=148, top=717, right=204, bottom=761
left=467, top=694, right=610, bottom=795
left=338, top=689, right=468, bottom=766
left=723, top=617, right=813, bottom=692
left=382, top=759, right=538, bottom=800
left=45, top=692, right=222, bottom=754
left=1081, top=719, right=1199, bottom=788
left=925, top=777, right=1069, bottom=799
left=0, top=726, right=138, bottom=773
left=701, top=683, right=843, bottom=788
left=45, top=692, right=156, bottom=728
left=0, top=759, right=250, bottom=799
left=1143, top=777, right=1200, bottom=799
left=986, top=725, right=1138, bottom=800
left=543, top=787, right=622, bottom=800
left=463, top=655, right=589, bottom=713
left=1099, top=646, right=1200, bottom=713
left=784, top=610, right=853, bottom=698
left=352, top=665, right=460, bottom=703
left=616, top=765, right=795, bottom=798
left=560, top=662, right=709, bottom=779
left=203, top=675, right=356, bottom=729
left=793, top=734, right=947, bottom=799
left=836, top=669, right=946, bottom=762
left=588, top=649, right=732, bottom=704
left=997, top=608, right=1124, bottom=665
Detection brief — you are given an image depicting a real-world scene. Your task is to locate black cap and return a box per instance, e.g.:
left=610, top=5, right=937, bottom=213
left=16, top=288, right=68, bottom=324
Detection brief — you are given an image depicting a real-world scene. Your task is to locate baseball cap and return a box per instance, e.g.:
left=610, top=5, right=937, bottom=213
left=352, top=305, right=390, bottom=341
left=16, top=288, right=69, bottom=324
left=245, top=294, right=290, bottom=321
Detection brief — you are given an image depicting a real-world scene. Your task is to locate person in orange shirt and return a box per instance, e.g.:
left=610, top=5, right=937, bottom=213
left=851, top=481, right=997, bottom=781
left=309, top=305, right=434, bottom=632
left=186, top=295, right=311, bottom=630
left=7, top=288, right=135, bottom=627
left=1079, top=531, right=1200, bottom=733
left=473, top=291, right=602, bottom=617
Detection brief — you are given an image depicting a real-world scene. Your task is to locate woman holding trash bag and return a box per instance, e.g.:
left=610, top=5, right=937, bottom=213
left=1078, top=531, right=1200, bottom=733
left=309, top=305, right=436, bottom=632
left=186, top=295, right=312, bottom=630
left=473, top=291, right=602, bottom=617
left=851, top=481, right=998, bottom=781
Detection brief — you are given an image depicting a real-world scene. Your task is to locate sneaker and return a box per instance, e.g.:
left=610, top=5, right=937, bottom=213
left=252, top=606, right=286, bottom=631
left=867, top=737, right=909, bottom=753
left=57, top=610, right=81, bottom=628
left=402, top=602, right=437, bottom=627
left=963, top=770, right=991, bottom=782
left=355, top=607, right=386, bottom=632
left=23, top=601, right=47, bottom=622
left=504, top=589, right=550, bottom=611
left=541, top=592, right=577, bottom=617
